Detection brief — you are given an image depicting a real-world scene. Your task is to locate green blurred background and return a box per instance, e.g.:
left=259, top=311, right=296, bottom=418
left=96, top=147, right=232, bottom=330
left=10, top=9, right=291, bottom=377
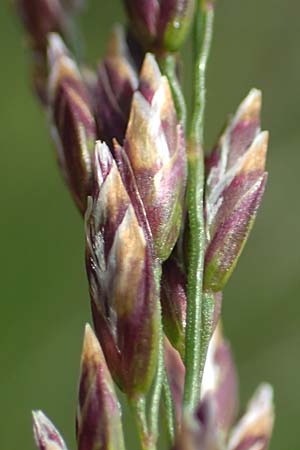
left=0, top=1, right=299, bottom=449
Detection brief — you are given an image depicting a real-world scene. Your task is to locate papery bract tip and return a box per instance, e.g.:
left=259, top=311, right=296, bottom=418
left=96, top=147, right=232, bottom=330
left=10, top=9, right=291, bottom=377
left=32, top=411, right=68, bottom=450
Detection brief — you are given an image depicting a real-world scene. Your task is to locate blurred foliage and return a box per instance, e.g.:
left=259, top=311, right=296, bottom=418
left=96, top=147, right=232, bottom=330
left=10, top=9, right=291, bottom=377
left=0, top=1, right=299, bottom=449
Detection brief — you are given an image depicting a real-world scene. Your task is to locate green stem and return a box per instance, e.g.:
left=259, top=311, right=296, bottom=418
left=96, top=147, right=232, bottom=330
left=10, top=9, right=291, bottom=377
left=149, top=310, right=164, bottom=441
left=183, top=1, right=215, bottom=411
left=159, top=54, right=187, bottom=128
left=183, top=145, right=205, bottom=411
left=190, top=2, right=215, bottom=144
left=130, top=396, right=154, bottom=450
left=162, top=371, right=175, bottom=444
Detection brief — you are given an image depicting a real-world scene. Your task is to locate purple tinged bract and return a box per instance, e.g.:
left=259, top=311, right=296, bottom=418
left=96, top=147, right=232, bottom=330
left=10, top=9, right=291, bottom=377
left=16, top=0, right=71, bottom=102
left=85, top=141, right=159, bottom=396
left=173, top=330, right=274, bottom=450
left=48, top=34, right=96, bottom=214
left=204, top=90, right=268, bottom=292
left=205, top=89, right=262, bottom=195
left=76, top=324, right=125, bottom=450
left=202, top=324, right=239, bottom=441
left=164, top=337, right=185, bottom=425
left=124, top=53, right=187, bottom=261
left=95, top=26, right=140, bottom=146
left=161, top=261, right=222, bottom=359
left=123, top=0, right=195, bottom=52
left=173, top=396, right=219, bottom=450
left=32, top=411, right=68, bottom=450
left=16, top=0, right=67, bottom=51
left=227, top=384, right=274, bottom=450
left=161, top=257, right=187, bottom=357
